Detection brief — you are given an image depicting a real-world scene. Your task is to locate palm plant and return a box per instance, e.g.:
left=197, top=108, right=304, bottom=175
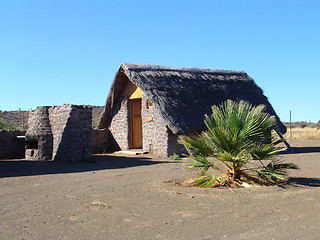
left=180, top=100, right=297, bottom=187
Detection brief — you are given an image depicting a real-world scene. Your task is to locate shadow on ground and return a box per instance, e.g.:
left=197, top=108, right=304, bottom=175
left=282, top=177, right=320, bottom=188
left=279, top=146, right=320, bottom=155
left=0, top=155, right=170, bottom=178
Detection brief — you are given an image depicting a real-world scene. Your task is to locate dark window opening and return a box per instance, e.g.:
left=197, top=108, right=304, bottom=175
left=26, top=140, right=38, bottom=149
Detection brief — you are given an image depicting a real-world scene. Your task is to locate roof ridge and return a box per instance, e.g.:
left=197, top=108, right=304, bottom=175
left=122, top=63, right=246, bottom=75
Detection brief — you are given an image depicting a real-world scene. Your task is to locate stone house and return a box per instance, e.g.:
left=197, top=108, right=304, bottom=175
left=98, top=64, right=286, bottom=156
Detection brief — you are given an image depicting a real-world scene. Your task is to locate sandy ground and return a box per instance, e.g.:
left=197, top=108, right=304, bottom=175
left=1, top=140, right=320, bottom=240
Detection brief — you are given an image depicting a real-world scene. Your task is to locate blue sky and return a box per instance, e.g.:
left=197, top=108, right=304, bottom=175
left=0, top=0, right=319, bottom=123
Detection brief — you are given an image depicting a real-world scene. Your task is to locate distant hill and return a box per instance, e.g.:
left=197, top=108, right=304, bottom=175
left=283, top=121, right=320, bottom=129
left=0, top=110, right=29, bottom=130
left=0, top=106, right=105, bottom=130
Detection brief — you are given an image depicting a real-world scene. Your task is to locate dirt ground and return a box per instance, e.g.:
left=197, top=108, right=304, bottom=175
left=1, top=140, right=320, bottom=240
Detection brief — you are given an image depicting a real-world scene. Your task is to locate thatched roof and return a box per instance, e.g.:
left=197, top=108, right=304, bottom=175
left=99, top=63, right=286, bottom=134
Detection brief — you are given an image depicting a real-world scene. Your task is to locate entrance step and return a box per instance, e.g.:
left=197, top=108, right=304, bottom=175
left=115, top=149, right=148, bottom=155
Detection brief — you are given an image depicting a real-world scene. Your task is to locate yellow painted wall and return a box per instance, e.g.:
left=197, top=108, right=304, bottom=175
left=130, top=87, right=143, bottom=99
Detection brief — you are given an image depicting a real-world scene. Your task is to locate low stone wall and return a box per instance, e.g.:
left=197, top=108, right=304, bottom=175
left=92, top=129, right=109, bottom=153
left=0, top=130, right=26, bottom=159
left=0, top=107, right=109, bottom=160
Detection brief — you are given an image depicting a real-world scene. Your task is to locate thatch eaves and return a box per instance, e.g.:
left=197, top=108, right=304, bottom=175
left=98, top=63, right=286, bottom=134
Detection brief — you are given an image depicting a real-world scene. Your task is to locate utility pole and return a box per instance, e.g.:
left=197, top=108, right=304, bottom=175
left=290, top=110, right=292, bottom=139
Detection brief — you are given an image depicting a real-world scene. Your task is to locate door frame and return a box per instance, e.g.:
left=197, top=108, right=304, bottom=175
left=129, top=98, right=143, bottom=149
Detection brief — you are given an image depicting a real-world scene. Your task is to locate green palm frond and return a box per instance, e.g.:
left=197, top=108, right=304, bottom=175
left=180, top=135, right=216, bottom=156
left=258, top=161, right=298, bottom=180
left=185, top=154, right=215, bottom=171
left=179, top=99, right=296, bottom=187
left=195, top=173, right=217, bottom=188
left=250, top=143, right=283, bottom=160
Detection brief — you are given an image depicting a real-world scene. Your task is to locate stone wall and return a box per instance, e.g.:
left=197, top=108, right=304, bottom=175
left=0, top=130, right=26, bottom=159
left=48, top=105, right=92, bottom=163
left=0, top=106, right=106, bottom=160
left=141, top=95, right=170, bottom=156
left=27, top=110, right=36, bottom=130
left=49, top=105, right=70, bottom=160
left=109, top=97, right=130, bottom=150
left=92, top=129, right=109, bottom=153
left=167, top=129, right=187, bottom=156
left=26, top=106, right=53, bottom=160
left=142, top=94, right=187, bottom=156
left=106, top=94, right=187, bottom=157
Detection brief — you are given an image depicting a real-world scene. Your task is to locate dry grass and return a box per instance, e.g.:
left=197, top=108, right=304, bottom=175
left=284, top=127, right=320, bottom=140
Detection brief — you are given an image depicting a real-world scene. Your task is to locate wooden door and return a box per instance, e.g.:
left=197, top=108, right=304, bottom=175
left=130, top=99, right=142, bottom=149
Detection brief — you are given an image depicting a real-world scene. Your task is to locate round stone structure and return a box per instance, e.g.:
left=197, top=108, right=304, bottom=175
left=25, top=106, right=53, bottom=160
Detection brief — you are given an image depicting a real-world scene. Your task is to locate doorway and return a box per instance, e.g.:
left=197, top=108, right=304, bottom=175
left=130, top=99, right=142, bottom=149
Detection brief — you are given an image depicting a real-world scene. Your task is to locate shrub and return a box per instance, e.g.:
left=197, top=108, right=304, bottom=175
left=0, top=118, right=17, bottom=130
left=180, top=100, right=297, bottom=187
left=298, top=122, right=307, bottom=128
left=169, top=153, right=180, bottom=160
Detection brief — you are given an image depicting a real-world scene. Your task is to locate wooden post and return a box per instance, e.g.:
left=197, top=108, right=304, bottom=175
left=290, top=110, right=292, bottom=139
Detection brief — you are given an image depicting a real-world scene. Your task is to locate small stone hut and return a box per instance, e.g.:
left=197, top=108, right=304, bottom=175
left=26, top=105, right=92, bottom=163
left=98, top=63, right=286, bottom=156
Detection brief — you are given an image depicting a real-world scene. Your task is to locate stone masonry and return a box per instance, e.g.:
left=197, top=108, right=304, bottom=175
left=142, top=94, right=187, bottom=156
left=49, top=105, right=92, bottom=163
left=25, top=106, right=53, bottom=160
left=141, top=94, right=169, bottom=156
left=25, top=105, right=92, bottom=163
left=108, top=93, right=186, bottom=156
left=92, top=129, right=109, bottom=153
left=167, top=129, right=187, bottom=156
left=109, top=97, right=130, bottom=150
